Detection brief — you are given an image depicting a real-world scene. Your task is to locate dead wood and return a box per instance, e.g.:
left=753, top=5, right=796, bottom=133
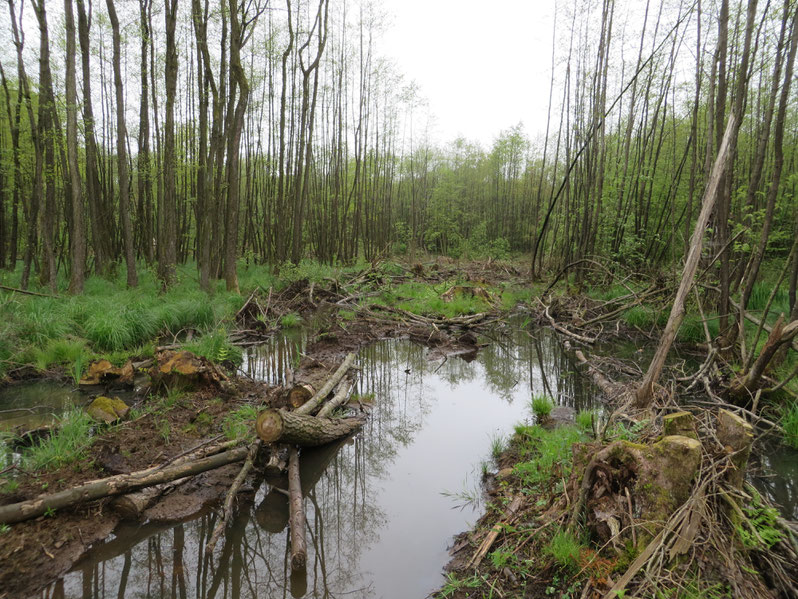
left=0, top=445, right=249, bottom=525
left=205, top=439, right=263, bottom=553
left=292, top=352, right=356, bottom=415
left=255, top=408, right=365, bottom=447
left=288, top=447, right=306, bottom=571
left=316, top=378, right=354, bottom=419
left=465, top=495, right=525, bottom=570
left=635, top=113, right=738, bottom=407
left=540, top=299, right=596, bottom=344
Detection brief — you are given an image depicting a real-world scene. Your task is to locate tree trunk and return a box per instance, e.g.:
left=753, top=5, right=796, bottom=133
left=107, top=0, right=138, bottom=288
left=635, top=113, right=737, bottom=407
left=65, top=0, right=85, bottom=294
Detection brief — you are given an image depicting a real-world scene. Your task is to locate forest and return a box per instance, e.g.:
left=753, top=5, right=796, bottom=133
left=1, top=0, right=798, bottom=598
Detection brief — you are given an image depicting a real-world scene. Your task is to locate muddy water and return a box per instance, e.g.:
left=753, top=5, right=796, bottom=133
left=38, top=327, right=595, bottom=599
left=0, top=381, right=84, bottom=431
left=751, top=446, right=798, bottom=520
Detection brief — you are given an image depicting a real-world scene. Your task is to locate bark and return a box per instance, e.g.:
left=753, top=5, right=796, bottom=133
left=316, top=379, right=354, bottom=419
left=288, top=447, right=306, bottom=571
left=0, top=446, right=249, bottom=525
left=294, top=352, right=356, bottom=415
left=256, top=409, right=365, bottom=447
left=635, top=113, right=737, bottom=407
left=65, top=0, right=85, bottom=294
left=159, top=0, right=179, bottom=287
left=106, top=0, right=138, bottom=288
left=729, top=317, right=798, bottom=399
left=76, top=0, right=112, bottom=275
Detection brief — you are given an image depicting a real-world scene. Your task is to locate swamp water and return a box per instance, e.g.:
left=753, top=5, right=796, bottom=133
left=28, top=327, right=596, bottom=599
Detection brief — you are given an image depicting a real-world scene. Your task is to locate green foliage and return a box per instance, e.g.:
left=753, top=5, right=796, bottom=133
left=183, top=329, right=242, bottom=364
left=490, top=432, right=506, bottom=460
left=512, top=425, right=584, bottom=488
left=604, top=419, right=649, bottom=442
left=280, top=313, right=302, bottom=328
left=782, top=402, right=798, bottom=449
left=24, top=409, right=95, bottom=471
left=381, top=281, right=490, bottom=319
left=576, top=410, right=596, bottom=434
left=531, top=395, right=554, bottom=419
left=736, top=488, right=784, bottom=550
left=544, top=528, right=585, bottom=571
left=437, top=573, right=484, bottom=598
left=222, top=405, right=259, bottom=441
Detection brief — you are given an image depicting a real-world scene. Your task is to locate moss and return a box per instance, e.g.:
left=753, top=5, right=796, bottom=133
left=86, top=396, right=130, bottom=423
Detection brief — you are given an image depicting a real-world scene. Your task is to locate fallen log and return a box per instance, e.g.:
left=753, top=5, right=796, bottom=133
left=316, top=379, right=354, bottom=419
left=293, top=352, right=356, bottom=415
left=0, top=446, right=249, bottom=525
left=288, top=447, right=306, bottom=571
left=255, top=436, right=349, bottom=533
left=255, top=408, right=365, bottom=447
left=205, top=439, right=263, bottom=553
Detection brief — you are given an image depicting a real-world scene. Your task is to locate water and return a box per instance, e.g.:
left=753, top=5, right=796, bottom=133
left=751, top=444, right=798, bottom=520
left=0, top=380, right=85, bottom=431
left=37, top=326, right=597, bottom=599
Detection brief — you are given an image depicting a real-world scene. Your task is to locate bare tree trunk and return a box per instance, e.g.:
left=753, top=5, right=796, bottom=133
left=635, top=113, right=737, bottom=407
left=65, top=0, right=85, bottom=294
left=159, top=0, right=179, bottom=287
left=107, top=0, right=138, bottom=288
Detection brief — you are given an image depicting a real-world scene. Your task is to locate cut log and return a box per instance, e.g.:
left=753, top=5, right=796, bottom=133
left=663, top=411, right=697, bottom=439
left=316, top=379, right=354, bottom=419
left=256, top=408, right=365, bottom=447
left=289, top=383, right=316, bottom=409
left=294, top=352, right=356, bottom=415
left=288, top=447, right=306, bottom=571
left=0, top=446, right=249, bottom=525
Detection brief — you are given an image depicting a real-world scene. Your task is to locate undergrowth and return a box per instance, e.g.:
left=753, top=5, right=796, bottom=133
left=23, top=409, right=96, bottom=471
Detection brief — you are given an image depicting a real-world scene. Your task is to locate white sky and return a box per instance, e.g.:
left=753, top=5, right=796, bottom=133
left=379, top=0, right=557, bottom=148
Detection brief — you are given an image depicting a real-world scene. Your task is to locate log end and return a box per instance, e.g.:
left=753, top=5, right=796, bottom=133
left=289, top=384, right=315, bottom=409
left=256, top=409, right=284, bottom=443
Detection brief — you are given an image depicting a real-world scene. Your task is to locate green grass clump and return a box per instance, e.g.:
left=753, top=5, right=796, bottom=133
left=544, top=528, right=585, bottom=571
left=222, top=405, right=259, bottom=440
left=489, top=433, right=506, bottom=460
left=576, top=409, right=596, bottom=434
left=383, top=281, right=491, bottom=319
left=280, top=313, right=302, bottom=328
left=183, top=329, right=243, bottom=364
left=781, top=402, right=798, bottom=449
left=24, top=409, right=95, bottom=471
left=531, top=395, right=554, bottom=420
left=513, top=425, right=584, bottom=488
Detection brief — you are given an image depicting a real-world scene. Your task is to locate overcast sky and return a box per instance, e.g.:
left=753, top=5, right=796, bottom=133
left=379, top=0, right=557, bottom=148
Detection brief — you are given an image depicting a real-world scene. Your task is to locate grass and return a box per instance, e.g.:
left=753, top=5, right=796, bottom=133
left=280, top=313, right=302, bottom=328
left=24, top=409, right=96, bottom=471
left=437, top=573, right=484, bottom=598
left=380, top=281, right=492, bottom=319
left=531, top=395, right=554, bottom=420
left=489, top=432, right=506, bottom=460
left=183, top=329, right=243, bottom=364
left=576, top=409, right=596, bottom=434
left=222, top=405, right=260, bottom=441
left=544, top=528, right=585, bottom=572
left=512, top=424, right=584, bottom=489
left=781, top=402, right=798, bottom=449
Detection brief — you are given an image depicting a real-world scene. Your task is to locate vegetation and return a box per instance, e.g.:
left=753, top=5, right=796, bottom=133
left=531, top=395, right=554, bottom=420
left=23, top=409, right=95, bottom=471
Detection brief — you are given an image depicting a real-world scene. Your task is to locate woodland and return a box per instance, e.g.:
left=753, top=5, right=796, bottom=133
left=0, top=0, right=798, bottom=598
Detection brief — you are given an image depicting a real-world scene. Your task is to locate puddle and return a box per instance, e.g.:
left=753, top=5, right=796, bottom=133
left=36, top=327, right=596, bottom=598
left=751, top=444, right=798, bottom=520
left=0, top=381, right=85, bottom=431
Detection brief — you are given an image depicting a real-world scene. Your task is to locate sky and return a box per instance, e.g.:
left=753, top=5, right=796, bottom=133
left=379, top=0, right=557, bottom=148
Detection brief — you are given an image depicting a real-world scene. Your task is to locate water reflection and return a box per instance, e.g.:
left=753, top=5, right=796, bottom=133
left=36, top=327, right=597, bottom=599
left=751, top=445, right=798, bottom=520
left=0, top=381, right=84, bottom=431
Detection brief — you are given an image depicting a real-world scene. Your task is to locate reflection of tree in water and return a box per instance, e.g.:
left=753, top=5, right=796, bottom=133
left=39, top=331, right=602, bottom=598
left=752, top=448, right=798, bottom=520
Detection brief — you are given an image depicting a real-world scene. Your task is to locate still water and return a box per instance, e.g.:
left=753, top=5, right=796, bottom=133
left=37, top=327, right=596, bottom=599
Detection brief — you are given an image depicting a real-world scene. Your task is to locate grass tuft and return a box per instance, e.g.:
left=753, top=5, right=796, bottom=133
left=782, top=402, right=798, bottom=449
left=24, top=409, right=95, bottom=471
left=531, top=395, right=554, bottom=420
left=544, top=528, right=585, bottom=571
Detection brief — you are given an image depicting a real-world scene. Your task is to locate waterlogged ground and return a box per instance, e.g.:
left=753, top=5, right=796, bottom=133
left=27, top=327, right=597, bottom=599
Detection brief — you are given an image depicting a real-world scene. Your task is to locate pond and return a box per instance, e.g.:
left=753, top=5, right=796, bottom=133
left=31, top=325, right=596, bottom=599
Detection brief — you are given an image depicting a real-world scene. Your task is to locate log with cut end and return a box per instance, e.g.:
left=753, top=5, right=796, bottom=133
left=316, top=379, right=354, bottom=419
left=256, top=408, right=365, bottom=447
left=289, top=383, right=316, bottom=409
